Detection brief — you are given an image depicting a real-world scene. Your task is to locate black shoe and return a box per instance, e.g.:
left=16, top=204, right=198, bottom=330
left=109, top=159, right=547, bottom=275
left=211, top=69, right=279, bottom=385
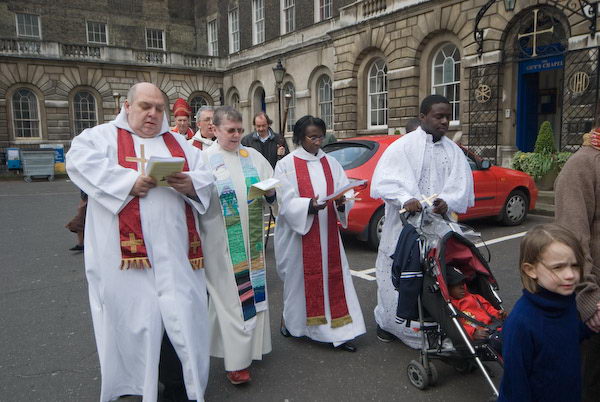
left=280, top=324, right=291, bottom=337
left=376, top=325, right=397, bottom=343
left=334, top=341, right=357, bottom=352
left=69, top=244, right=84, bottom=251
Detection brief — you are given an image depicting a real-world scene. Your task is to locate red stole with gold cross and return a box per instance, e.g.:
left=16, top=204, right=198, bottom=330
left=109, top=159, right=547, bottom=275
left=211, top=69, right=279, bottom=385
left=293, top=155, right=352, bottom=328
left=117, top=128, right=203, bottom=270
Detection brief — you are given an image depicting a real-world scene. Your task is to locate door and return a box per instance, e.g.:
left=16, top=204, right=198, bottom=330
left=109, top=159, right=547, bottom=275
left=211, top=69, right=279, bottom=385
left=516, top=71, right=540, bottom=152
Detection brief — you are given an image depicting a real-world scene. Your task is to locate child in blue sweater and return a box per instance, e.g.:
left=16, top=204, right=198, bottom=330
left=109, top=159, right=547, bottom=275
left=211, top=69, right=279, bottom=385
left=499, top=224, right=591, bottom=402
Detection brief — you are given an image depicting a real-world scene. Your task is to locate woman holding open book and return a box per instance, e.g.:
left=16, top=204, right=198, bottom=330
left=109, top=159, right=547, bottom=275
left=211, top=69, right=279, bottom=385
left=273, top=115, right=365, bottom=352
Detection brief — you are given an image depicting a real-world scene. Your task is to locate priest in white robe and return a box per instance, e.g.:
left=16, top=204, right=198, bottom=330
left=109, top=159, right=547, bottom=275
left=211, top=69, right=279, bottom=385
left=189, top=106, right=215, bottom=150
left=196, top=106, right=273, bottom=385
left=274, top=115, right=365, bottom=352
left=371, top=95, right=474, bottom=348
left=66, top=82, right=214, bottom=402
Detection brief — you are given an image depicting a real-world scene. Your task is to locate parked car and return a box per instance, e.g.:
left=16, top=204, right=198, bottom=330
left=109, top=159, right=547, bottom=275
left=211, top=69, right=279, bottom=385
left=323, top=135, right=538, bottom=250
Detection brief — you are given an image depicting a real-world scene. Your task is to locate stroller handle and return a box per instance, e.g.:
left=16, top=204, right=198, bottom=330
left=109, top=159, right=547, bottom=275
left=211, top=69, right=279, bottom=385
left=399, top=209, right=451, bottom=226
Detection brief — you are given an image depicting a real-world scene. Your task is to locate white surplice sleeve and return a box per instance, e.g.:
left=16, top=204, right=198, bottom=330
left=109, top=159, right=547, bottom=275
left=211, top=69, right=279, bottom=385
left=174, top=133, right=214, bottom=215
left=437, top=141, right=475, bottom=214
left=66, top=125, right=139, bottom=215
left=370, top=136, right=421, bottom=209
left=328, top=154, right=354, bottom=229
left=274, top=155, right=313, bottom=235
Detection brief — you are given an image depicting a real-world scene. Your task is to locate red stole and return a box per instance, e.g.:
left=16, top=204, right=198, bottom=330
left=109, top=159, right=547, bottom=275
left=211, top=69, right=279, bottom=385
left=191, top=139, right=203, bottom=149
left=293, top=155, right=352, bottom=328
left=117, top=128, right=203, bottom=270
left=171, top=126, right=194, bottom=140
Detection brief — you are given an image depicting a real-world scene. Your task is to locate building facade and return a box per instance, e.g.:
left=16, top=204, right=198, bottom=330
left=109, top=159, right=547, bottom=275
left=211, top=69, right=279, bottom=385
left=1, top=0, right=599, bottom=167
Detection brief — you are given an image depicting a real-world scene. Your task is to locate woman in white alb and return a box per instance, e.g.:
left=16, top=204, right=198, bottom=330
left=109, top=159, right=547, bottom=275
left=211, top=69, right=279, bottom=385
left=274, top=115, right=365, bottom=352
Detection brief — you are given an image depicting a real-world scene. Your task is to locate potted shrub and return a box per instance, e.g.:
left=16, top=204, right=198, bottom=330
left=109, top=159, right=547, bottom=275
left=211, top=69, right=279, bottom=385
left=511, top=121, right=572, bottom=190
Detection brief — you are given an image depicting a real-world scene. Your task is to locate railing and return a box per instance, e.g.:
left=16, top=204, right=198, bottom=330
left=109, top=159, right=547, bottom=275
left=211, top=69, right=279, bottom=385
left=363, top=0, right=387, bottom=17
left=0, top=38, right=41, bottom=55
left=62, top=44, right=101, bottom=59
left=0, top=38, right=224, bottom=70
left=134, top=50, right=170, bottom=64
left=184, top=55, right=216, bottom=68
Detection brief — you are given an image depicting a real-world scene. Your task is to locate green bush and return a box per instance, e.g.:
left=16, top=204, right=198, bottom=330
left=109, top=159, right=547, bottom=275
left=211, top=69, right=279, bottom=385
left=511, top=151, right=555, bottom=180
left=511, top=121, right=570, bottom=180
left=534, top=121, right=556, bottom=155
left=557, top=151, right=573, bottom=170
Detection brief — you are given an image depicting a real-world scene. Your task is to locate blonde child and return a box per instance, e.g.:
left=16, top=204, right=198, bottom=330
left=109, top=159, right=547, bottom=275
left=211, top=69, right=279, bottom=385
left=498, top=224, right=591, bottom=401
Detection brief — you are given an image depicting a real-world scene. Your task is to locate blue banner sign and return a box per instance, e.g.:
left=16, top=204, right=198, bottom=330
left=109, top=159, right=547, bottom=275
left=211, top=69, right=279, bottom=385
left=519, top=54, right=564, bottom=74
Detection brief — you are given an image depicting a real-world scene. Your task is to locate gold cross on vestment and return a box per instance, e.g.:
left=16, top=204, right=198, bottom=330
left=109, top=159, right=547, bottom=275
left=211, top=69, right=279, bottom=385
left=125, top=144, right=148, bottom=175
left=121, top=233, right=144, bottom=254
left=518, top=9, right=554, bottom=58
left=190, top=238, right=201, bottom=254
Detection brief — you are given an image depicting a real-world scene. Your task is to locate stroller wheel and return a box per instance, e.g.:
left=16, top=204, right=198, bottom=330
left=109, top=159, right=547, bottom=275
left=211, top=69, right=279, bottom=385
left=453, top=359, right=477, bottom=374
left=428, top=362, right=439, bottom=386
left=407, top=360, right=429, bottom=390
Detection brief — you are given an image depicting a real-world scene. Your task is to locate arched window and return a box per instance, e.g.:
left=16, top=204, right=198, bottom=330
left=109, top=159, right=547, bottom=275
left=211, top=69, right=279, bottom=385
left=73, top=91, right=98, bottom=135
left=190, top=95, right=210, bottom=130
left=12, top=88, right=40, bottom=138
left=283, top=82, right=296, bottom=133
left=432, top=44, right=461, bottom=123
left=317, top=75, right=333, bottom=129
left=231, top=92, right=240, bottom=110
left=367, top=59, right=387, bottom=129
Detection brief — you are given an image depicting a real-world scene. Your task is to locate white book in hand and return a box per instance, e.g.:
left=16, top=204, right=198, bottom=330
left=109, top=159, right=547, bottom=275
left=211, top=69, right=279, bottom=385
left=248, top=177, right=280, bottom=199
left=146, top=156, right=185, bottom=187
left=318, top=179, right=368, bottom=203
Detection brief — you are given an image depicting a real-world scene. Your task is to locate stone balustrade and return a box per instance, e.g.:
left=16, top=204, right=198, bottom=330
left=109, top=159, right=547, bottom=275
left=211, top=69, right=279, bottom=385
left=0, top=38, right=223, bottom=70
left=363, top=0, right=387, bottom=17
left=339, top=0, right=424, bottom=26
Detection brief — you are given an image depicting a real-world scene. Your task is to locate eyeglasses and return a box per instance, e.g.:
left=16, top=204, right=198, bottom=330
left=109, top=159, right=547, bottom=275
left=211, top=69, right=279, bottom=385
left=306, top=135, right=325, bottom=142
left=225, top=127, right=245, bottom=134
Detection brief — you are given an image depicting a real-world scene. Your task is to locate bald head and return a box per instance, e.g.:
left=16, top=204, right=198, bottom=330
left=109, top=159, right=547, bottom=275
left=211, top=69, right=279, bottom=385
left=124, top=82, right=166, bottom=138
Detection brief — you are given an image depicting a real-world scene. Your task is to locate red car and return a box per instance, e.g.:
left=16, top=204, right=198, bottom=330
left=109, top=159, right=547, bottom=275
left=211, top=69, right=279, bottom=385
left=323, top=135, right=538, bottom=250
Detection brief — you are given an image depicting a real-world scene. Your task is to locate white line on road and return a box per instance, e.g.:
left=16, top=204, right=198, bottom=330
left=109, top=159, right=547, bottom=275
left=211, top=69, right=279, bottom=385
left=473, top=231, right=528, bottom=248
left=350, top=269, right=377, bottom=281
left=350, top=230, right=530, bottom=281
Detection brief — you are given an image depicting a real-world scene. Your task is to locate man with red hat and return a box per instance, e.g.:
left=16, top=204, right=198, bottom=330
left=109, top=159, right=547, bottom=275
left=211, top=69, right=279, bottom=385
left=172, top=98, right=195, bottom=140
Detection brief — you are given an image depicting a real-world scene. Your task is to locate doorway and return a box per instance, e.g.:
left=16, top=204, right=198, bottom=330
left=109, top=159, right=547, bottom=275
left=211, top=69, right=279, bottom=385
left=516, top=55, right=564, bottom=151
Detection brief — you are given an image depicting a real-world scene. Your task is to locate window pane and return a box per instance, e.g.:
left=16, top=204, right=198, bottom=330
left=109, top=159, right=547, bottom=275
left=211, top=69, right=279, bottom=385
left=87, top=22, right=107, bottom=44
left=443, top=57, right=454, bottom=83
left=284, top=83, right=296, bottom=132
left=17, top=14, right=40, bottom=38
left=368, top=58, right=388, bottom=127
left=432, top=44, right=461, bottom=122
left=73, top=91, right=98, bottom=134
left=12, top=89, right=40, bottom=138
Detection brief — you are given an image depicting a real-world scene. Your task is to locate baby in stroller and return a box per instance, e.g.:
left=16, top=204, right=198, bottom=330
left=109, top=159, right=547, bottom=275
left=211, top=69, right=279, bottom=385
left=447, top=266, right=507, bottom=355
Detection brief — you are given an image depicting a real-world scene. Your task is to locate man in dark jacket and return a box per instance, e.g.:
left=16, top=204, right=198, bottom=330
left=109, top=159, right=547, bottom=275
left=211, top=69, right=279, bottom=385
left=241, top=112, right=289, bottom=168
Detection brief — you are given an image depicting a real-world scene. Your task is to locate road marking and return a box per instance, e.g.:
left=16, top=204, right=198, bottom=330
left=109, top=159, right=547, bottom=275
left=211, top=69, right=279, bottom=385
left=350, top=231, right=530, bottom=281
left=473, top=231, right=528, bottom=248
left=350, top=268, right=377, bottom=281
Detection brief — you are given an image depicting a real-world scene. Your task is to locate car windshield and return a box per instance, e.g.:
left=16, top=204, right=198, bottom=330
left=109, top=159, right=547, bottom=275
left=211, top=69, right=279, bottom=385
left=323, top=141, right=377, bottom=170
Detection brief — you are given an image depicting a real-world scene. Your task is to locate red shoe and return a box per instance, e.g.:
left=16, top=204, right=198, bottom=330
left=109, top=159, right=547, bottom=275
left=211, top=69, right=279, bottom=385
left=226, top=369, right=251, bottom=385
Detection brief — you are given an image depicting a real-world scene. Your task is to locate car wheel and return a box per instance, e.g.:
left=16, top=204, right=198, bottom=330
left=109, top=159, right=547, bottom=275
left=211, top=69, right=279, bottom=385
left=500, top=190, right=528, bottom=226
left=368, top=208, right=385, bottom=251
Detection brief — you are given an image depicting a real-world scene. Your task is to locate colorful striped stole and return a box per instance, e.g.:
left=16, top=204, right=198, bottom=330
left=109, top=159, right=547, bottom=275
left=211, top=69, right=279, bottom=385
left=209, top=148, right=267, bottom=322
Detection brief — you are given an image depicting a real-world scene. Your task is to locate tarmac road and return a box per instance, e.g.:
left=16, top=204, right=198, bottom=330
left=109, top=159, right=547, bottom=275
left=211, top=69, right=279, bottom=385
left=0, top=179, right=553, bottom=401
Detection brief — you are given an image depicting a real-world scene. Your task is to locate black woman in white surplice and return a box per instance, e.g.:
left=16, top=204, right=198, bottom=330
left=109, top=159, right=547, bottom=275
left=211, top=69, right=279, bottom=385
left=274, top=115, right=365, bottom=352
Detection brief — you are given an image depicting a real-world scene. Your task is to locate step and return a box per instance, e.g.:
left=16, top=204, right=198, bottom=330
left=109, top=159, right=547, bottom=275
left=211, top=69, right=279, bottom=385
left=531, top=202, right=554, bottom=217
left=537, top=190, right=555, bottom=206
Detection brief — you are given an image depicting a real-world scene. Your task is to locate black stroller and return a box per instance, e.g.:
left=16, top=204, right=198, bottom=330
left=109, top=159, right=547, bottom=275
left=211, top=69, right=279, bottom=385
left=394, top=210, right=504, bottom=397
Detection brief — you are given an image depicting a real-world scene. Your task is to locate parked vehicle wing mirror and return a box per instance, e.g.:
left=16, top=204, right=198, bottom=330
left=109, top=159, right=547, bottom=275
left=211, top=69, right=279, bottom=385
left=480, top=160, right=491, bottom=170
